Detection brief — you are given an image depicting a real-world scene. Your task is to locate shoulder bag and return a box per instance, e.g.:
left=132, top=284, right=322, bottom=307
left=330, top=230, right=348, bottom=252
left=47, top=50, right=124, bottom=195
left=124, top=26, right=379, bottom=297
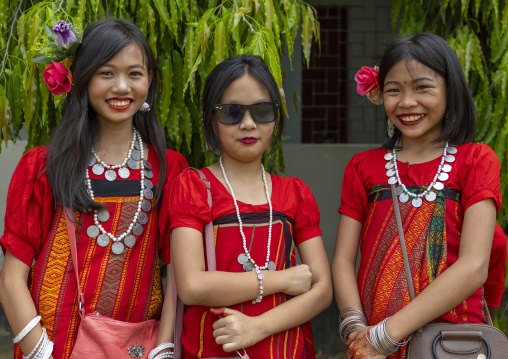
left=390, top=185, right=508, bottom=359
left=171, top=168, right=249, bottom=359
left=64, top=207, right=160, bottom=359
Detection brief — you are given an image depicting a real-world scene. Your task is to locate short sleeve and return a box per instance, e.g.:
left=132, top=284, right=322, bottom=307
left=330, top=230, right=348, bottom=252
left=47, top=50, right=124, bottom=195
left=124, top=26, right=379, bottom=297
left=158, top=150, right=189, bottom=264
left=0, top=147, right=54, bottom=266
left=338, top=154, right=369, bottom=224
left=293, top=178, right=322, bottom=245
left=484, top=224, right=507, bottom=307
left=461, top=144, right=501, bottom=213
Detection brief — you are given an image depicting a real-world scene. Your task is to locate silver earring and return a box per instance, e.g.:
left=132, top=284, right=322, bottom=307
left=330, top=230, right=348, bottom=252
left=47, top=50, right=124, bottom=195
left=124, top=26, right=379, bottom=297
left=139, top=102, right=150, bottom=112
left=387, top=120, right=395, bottom=138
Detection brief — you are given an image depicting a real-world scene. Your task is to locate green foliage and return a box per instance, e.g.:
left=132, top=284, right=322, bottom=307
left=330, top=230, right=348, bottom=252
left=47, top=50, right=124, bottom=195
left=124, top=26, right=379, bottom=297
left=0, top=0, right=320, bottom=172
left=394, top=0, right=508, bottom=331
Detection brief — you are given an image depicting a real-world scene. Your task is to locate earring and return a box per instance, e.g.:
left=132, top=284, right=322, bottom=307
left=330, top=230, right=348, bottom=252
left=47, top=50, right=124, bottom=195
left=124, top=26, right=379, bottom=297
left=139, top=102, right=150, bottom=112
left=387, top=119, right=395, bottom=138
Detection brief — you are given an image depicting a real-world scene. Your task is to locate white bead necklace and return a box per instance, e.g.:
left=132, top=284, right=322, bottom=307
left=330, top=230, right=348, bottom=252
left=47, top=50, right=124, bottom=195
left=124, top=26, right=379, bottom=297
left=385, top=141, right=457, bottom=208
left=85, top=129, right=146, bottom=254
left=219, top=156, right=273, bottom=271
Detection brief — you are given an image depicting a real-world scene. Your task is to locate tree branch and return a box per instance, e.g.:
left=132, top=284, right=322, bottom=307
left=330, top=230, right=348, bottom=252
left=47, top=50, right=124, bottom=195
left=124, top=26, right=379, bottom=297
left=56, top=0, right=65, bottom=13
left=0, top=0, right=24, bottom=78
left=232, top=0, right=256, bottom=33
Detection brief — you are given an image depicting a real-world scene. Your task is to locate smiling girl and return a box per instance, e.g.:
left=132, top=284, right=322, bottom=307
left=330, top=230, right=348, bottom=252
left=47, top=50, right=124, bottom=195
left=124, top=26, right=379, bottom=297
left=162, top=55, right=332, bottom=358
left=331, top=33, right=500, bottom=358
left=0, top=19, right=187, bottom=359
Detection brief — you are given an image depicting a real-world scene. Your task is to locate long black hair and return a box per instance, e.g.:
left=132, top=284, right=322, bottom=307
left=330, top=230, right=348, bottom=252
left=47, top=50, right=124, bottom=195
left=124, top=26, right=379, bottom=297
left=379, top=32, right=476, bottom=149
left=201, top=54, right=284, bottom=154
left=46, top=19, right=166, bottom=213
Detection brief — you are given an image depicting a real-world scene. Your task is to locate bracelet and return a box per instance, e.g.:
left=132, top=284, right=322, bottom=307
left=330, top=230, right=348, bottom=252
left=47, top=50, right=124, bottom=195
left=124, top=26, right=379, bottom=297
left=148, top=343, right=174, bottom=359
left=252, top=267, right=264, bottom=304
left=29, top=328, right=53, bottom=359
left=366, top=317, right=410, bottom=356
left=338, top=307, right=368, bottom=344
left=22, top=327, right=46, bottom=359
left=13, top=315, right=42, bottom=344
left=154, top=353, right=174, bottom=359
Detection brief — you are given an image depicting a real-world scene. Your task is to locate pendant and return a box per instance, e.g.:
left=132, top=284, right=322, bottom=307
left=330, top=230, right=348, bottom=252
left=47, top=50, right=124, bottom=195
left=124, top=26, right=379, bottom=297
left=141, top=200, right=152, bottom=212
left=386, top=169, right=395, bottom=177
left=143, top=160, right=152, bottom=170
left=134, top=140, right=140, bottom=150
left=144, top=188, right=154, bottom=200
left=137, top=212, right=148, bottom=225
left=442, top=164, right=452, bottom=172
left=87, top=225, right=100, bottom=238
left=144, top=169, right=153, bottom=179
left=438, top=172, right=449, bottom=181
left=384, top=153, right=394, bottom=161
left=132, top=223, right=143, bottom=236
left=118, top=167, right=130, bottom=179
left=399, top=192, right=409, bottom=203
left=88, top=156, right=96, bottom=167
left=268, top=261, right=276, bottom=271
left=388, top=177, right=398, bottom=185
left=97, top=209, right=109, bottom=222
left=425, top=191, right=437, bottom=201
left=105, top=169, right=117, bottom=181
left=144, top=179, right=153, bottom=190
left=124, top=235, right=136, bottom=247
left=385, top=161, right=394, bottom=169
left=243, top=261, right=254, bottom=272
left=396, top=186, right=403, bottom=196
left=433, top=182, right=444, bottom=190
left=412, top=198, right=423, bottom=208
left=445, top=155, right=455, bottom=163
left=128, top=158, right=138, bottom=170
left=237, top=253, right=249, bottom=265
left=447, top=146, right=457, bottom=154
left=131, top=150, right=140, bottom=161
left=97, top=234, right=110, bottom=247
left=111, top=242, right=125, bottom=255
left=92, top=164, right=105, bottom=176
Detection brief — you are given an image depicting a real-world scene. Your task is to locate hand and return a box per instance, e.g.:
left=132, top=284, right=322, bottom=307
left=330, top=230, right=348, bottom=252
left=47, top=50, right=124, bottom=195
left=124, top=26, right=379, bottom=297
left=212, top=308, right=266, bottom=352
left=281, top=264, right=312, bottom=296
left=346, top=326, right=369, bottom=346
left=346, top=335, right=386, bottom=359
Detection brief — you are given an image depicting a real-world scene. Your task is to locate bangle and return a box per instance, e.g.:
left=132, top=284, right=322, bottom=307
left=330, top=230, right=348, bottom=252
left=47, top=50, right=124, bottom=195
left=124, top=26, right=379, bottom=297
left=366, top=317, right=410, bottom=356
left=13, top=315, right=42, bottom=344
left=339, top=307, right=368, bottom=344
left=252, top=267, right=264, bottom=304
left=154, top=353, right=174, bottom=359
left=148, top=343, right=174, bottom=359
left=22, top=327, right=46, bottom=359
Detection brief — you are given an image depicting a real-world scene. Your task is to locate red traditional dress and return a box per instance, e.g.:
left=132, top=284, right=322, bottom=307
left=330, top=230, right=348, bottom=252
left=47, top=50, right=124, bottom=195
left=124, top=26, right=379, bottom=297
left=163, top=168, right=321, bottom=359
left=484, top=224, right=507, bottom=308
left=338, top=143, right=501, bottom=359
left=1, top=146, right=188, bottom=359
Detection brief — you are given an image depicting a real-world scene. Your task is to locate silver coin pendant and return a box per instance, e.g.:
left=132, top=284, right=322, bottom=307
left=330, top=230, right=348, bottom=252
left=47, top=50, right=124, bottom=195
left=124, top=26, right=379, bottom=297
left=385, top=161, right=394, bottom=170
left=88, top=156, right=96, bottom=167
left=433, top=182, right=444, bottom=191
left=138, top=212, right=148, bottom=225
left=124, top=235, right=136, bottom=247
left=105, top=169, right=117, bottom=181
left=425, top=191, right=437, bottom=202
left=396, top=186, right=403, bottom=196
left=268, top=261, right=276, bottom=271
left=118, top=167, right=130, bottom=179
left=388, top=177, right=398, bottom=185
left=92, top=163, right=105, bottom=176
left=134, top=140, right=140, bottom=150
left=438, top=172, right=449, bottom=182
left=111, top=242, right=125, bottom=255
left=131, top=150, right=140, bottom=161
left=384, top=153, right=394, bottom=161
left=87, top=225, right=100, bottom=238
left=97, top=234, right=110, bottom=247
left=442, top=164, right=452, bottom=173
left=97, top=209, right=110, bottom=222
left=445, top=155, right=455, bottom=163
left=399, top=192, right=409, bottom=203
left=143, top=160, right=152, bottom=170
left=237, top=253, right=249, bottom=265
left=142, top=200, right=152, bottom=212
left=243, top=262, right=254, bottom=272
left=128, top=158, right=138, bottom=170
left=132, top=223, right=143, bottom=236
left=412, top=197, right=423, bottom=208
left=144, top=179, right=153, bottom=190
left=144, top=189, right=154, bottom=200
left=144, top=170, right=153, bottom=179
left=447, top=146, right=457, bottom=154
left=386, top=169, right=396, bottom=177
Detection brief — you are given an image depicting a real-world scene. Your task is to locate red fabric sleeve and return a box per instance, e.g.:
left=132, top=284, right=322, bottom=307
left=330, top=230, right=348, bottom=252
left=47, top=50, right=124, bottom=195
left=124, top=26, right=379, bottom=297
left=484, top=224, right=507, bottom=307
left=461, top=144, right=501, bottom=213
left=338, top=153, right=369, bottom=224
left=0, top=147, right=54, bottom=266
left=292, top=178, right=322, bottom=245
left=158, top=150, right=189, bottom=264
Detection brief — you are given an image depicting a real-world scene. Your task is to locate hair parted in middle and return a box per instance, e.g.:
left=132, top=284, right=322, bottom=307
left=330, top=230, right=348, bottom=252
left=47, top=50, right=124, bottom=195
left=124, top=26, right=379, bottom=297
left=201, top=54, right=284, bottom=155
left=46, top=18, right=166, bottom=214
left=378, top=32, right=477, bottom=149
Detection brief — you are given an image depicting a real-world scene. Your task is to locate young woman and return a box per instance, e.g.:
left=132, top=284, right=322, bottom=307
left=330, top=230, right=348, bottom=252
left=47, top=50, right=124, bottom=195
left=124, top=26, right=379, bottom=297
left=0, top=19, right=188, bottom=359
left=332, top=33, right=500, bottom=358
left=162, top=55, right=332, bottom=358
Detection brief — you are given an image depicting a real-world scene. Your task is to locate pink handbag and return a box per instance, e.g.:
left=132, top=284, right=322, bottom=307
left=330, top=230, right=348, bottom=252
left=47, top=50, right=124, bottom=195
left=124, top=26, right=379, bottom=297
left=64, top=207, right=159, bottom=359
left=171, top=169, right=249, bottom=359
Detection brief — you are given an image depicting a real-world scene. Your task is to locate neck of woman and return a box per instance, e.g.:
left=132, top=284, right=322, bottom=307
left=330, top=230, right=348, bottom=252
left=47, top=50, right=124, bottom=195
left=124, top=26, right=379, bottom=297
left=94, top=121, right=135, bottom=164
left=219, top=154, right=265, bottom=182
left=397, top=136, right=447, bottom=164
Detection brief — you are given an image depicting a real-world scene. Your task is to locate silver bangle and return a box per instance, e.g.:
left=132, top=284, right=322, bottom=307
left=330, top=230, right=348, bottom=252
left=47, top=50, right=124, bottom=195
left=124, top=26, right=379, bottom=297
left=252, top=268, right=264, bottom=304
left=366, top=317, right=409, bottom=356
left=148, top=343, right=175, bottom=359
left=31, top=328, right=52, bottom=359
left=13, top=315, right=42, bottom=344
left=154, top=353, right=174, bottom=359
left=22, top=327, right=46, bottom=359
left=338, top=307, right=368, bottom=344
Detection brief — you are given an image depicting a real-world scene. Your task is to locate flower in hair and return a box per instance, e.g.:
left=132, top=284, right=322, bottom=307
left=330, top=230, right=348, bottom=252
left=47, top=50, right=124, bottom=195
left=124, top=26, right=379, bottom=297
left=355, top=66, right=383, bottom=105
left=43, top=61, right=72, bottom=95
left=53, top=21, right=77, bottom=48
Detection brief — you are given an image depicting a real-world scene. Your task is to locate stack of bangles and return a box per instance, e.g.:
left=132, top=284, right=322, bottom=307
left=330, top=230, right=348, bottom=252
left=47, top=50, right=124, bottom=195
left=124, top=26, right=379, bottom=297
left=148, top=343, right=175, bottom=359
left=13, top=315, right=54, bottom=359
left=339, top=307, right=368, bottom=344
left=366, top=317, right=411, bottom=356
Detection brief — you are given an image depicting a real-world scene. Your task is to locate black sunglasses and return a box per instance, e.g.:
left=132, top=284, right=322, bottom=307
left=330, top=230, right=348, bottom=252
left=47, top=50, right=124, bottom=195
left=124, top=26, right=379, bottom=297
left=213, top=102, right=279, bottom=125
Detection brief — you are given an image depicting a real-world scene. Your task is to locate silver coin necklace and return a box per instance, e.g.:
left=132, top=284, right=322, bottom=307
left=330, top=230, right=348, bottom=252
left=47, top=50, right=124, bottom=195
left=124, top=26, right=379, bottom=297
left=219, top=157, right=276, bottom=272
left=85, top=128, right=154, bottom=254
left=385, top=141, right=456, bottom=208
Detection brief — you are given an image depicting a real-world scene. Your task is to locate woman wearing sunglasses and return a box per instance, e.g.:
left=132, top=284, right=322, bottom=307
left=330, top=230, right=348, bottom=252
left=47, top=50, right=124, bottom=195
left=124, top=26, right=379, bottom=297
left=160, top=54, right=332, bottom=358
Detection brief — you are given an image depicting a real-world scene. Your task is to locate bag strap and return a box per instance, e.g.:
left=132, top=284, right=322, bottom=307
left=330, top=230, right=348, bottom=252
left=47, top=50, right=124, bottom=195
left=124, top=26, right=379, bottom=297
left=172, top=168, right=215, bottom=359
left=64, top=207, right=86, bottom=318
left=390, top=185, right=493, bottom=327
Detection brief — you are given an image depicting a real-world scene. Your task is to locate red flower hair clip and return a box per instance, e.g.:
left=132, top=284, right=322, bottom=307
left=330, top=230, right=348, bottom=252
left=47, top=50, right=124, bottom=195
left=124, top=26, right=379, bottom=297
left=355, top=66, right=382, bottom=105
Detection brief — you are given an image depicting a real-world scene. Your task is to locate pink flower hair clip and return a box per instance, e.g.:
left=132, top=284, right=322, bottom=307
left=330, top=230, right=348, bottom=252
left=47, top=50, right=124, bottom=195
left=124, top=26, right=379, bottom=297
left=355, top=66, right=382, bottom=105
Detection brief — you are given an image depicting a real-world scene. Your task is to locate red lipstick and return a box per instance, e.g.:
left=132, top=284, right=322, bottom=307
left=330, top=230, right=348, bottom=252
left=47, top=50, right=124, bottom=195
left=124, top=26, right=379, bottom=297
left=106, top=97, right=133, bottom=111
left=239, top=137, right=258, bottom=144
